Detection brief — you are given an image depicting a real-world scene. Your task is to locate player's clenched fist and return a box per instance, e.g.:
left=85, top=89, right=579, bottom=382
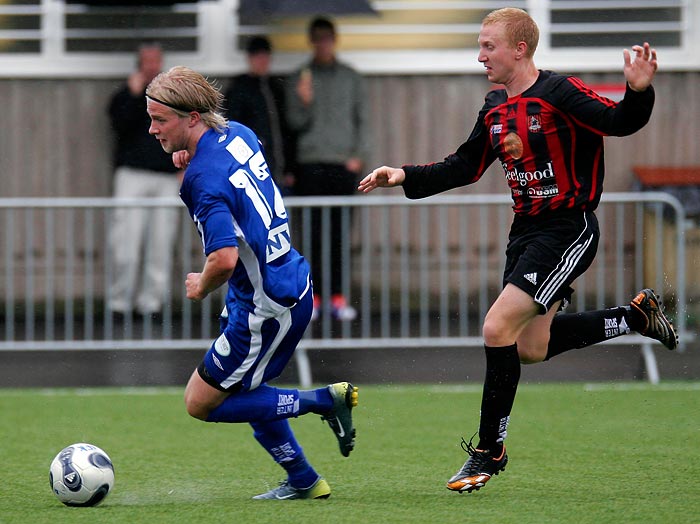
left=357, top=166, right=406, bottom=193
left=185, top=272, right=205, bottom=301
left=172, top=150, right=191, bottom=169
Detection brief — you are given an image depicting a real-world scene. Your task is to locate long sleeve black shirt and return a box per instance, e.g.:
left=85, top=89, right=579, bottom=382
left=402, top=70, right=655, bottom=216
left=108, top=85, right=179, bottom=174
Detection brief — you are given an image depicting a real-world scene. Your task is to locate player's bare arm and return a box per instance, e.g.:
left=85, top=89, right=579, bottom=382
left=623, top=42, right=658, bottom=92
left=357, top=166, right=406, bottom=193
left=185, top=246, right=238, bottom=301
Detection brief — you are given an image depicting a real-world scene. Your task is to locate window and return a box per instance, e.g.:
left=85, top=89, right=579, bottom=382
left=64, top=3, right=197, bottom=53
left=0, top=0, right=695, bottom=77
left=550, top=1, right=683, bottom=48
left=237, top=0, right=696, bottom=73
left=0, top=0, right=42, bottom=53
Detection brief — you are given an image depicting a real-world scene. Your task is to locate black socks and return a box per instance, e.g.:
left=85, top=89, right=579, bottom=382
left=477, top=306, right=635, bottom=450
left=478, top=344, right=520, bottom=452
left=545, top=306, right=631, bottom=361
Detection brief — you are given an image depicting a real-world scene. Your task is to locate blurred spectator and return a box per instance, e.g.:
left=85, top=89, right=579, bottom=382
left=106, top=43, right=181, bottom=320
left=286, top=16, right=371, bottom=321
left=224, top=36, right=295, bottom=193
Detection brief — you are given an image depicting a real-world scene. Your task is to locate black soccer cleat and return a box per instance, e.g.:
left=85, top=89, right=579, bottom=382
left=446, top=436, right=508, bottom=493
left=321, top=382, right=359, bottom=457
left=630, top=288, right=678, bottom=350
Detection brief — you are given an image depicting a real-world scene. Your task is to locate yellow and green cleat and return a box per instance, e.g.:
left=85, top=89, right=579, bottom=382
left=253, top=477, right=331, bottom=500
left=321, top=382, right=359, bottom=457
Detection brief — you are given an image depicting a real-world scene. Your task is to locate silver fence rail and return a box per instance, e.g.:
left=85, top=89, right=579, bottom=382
left=0, top=192, right=690, bottom=385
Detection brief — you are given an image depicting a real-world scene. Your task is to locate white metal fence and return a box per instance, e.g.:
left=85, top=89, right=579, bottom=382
left=0, top=192, right=690, bottom=385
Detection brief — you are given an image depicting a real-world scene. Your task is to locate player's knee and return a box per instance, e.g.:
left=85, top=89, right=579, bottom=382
left=482, top=319, right=514, bottom=347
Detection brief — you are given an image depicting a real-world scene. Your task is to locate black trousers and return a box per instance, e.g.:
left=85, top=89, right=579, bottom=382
left=295, top=163, right=357, bottom=296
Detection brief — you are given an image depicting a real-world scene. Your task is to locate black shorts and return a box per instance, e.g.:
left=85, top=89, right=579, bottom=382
left=504, top=210, right=599, bottom=313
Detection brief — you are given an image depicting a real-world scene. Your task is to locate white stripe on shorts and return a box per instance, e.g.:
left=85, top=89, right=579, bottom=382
left=250, top=309, right=291, bottom=390
left=535, top=214, right=594, bottom=309
left=219, top=309, right=292, bottom=390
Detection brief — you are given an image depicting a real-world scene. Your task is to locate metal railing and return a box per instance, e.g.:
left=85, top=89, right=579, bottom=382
left=0, top=192, right=690, bottom=385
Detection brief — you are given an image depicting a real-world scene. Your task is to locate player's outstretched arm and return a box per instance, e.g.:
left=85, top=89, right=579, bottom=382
left=358, top=166, right=406, bottom=193
left=623, top=42, right=657, bottom=92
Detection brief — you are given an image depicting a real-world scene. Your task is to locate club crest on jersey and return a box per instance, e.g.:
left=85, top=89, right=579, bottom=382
left=528, top=114, right=541, bottom=133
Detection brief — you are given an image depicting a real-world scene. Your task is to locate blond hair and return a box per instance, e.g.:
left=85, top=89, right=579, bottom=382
left=482, top=7, right=539, bottom=58
left=146, top=66, right=228, bottom=133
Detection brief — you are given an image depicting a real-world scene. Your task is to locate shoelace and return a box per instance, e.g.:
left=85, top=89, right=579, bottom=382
left=460, top=435, right=477, bottom=456
left=459, top=433, right=504, bottom=477
left=456, top=434, right=490, bottom=476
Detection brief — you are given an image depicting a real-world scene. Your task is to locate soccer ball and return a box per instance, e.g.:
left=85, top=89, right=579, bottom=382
left=49, top=443, right=114, bottom=507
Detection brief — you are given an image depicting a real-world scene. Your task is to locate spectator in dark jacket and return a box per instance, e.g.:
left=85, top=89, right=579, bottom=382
left=224, top=36, right=294, bottom=192
left=107, top=43, right=181, bottom=320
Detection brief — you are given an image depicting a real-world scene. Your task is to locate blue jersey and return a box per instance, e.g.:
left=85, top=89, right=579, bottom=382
left=180, top=122, right=310, bottom=317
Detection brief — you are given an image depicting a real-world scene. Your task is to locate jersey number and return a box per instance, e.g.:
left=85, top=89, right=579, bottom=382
left=226, top=135, right=291, bottom=263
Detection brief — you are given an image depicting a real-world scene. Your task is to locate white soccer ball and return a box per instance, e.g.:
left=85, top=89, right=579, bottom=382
left=49, top=443, right=114, bottom=506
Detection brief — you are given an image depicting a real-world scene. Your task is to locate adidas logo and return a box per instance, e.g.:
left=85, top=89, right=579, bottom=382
left=524, top=272, right=537, bottom=285
left=619, top=317, right=630, bottom=335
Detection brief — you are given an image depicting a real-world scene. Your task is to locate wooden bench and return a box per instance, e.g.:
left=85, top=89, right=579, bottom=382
left=634, top=166, right=700, bottom=187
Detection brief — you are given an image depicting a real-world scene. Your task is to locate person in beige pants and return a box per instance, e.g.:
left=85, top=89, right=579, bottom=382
left=107, top=43, right=182, bottom=319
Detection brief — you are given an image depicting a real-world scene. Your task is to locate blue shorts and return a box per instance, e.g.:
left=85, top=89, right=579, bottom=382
left=197, top=289, right=313, bottom=392
left=504, top=210, right=599, bottom=313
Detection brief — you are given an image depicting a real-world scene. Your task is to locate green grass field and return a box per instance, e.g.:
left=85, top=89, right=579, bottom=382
left=1, top=382, right=698, bottom=524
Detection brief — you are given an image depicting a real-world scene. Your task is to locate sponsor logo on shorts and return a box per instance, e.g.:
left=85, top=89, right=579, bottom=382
left=524, top=272, right=538, bottom=285
left=212, top=353, right=224, bottom=371
left=214, top=334, right=231, bottom=357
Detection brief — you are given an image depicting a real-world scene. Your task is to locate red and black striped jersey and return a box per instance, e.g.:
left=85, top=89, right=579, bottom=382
left=401, top=70, right=655, bottom=216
